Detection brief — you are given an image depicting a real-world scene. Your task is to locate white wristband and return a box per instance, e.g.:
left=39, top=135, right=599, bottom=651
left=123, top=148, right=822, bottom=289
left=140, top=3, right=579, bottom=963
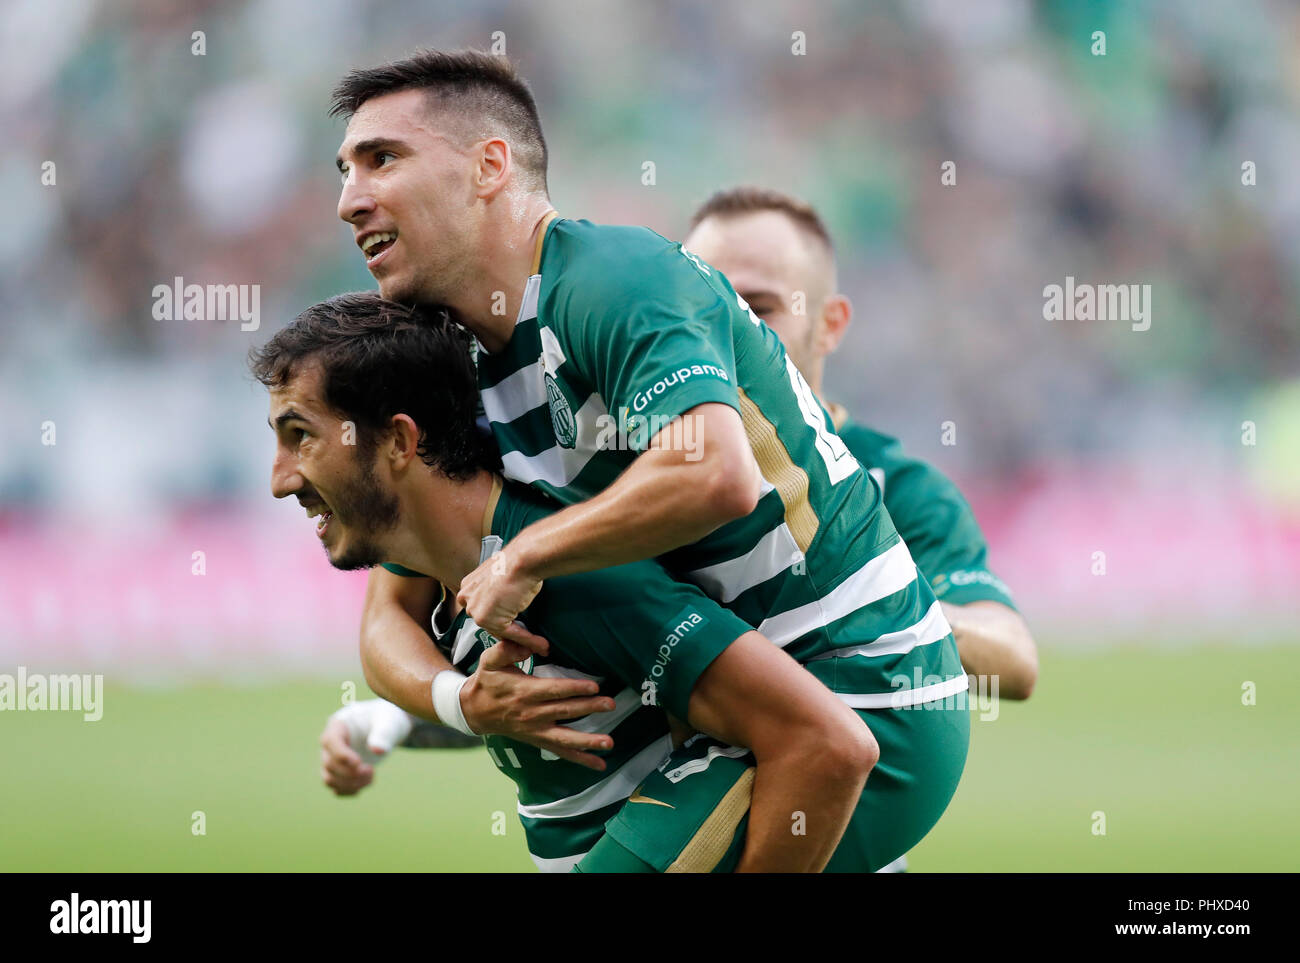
left=431, top=669, right=476, bottom=736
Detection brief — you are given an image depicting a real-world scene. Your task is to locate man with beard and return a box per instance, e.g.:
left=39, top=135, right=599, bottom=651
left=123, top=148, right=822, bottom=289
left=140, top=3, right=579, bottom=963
left=252, top=292, right=884, bottom=871
left=333, top=54, right=971, bottom=868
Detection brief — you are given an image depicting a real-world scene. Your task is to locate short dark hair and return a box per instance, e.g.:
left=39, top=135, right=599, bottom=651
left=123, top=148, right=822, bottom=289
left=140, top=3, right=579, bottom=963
left=330, top=48, right=548, bottom=194
left=249, top=292, right=498, bottom=481
left=689, top=186, right=834, bottom=255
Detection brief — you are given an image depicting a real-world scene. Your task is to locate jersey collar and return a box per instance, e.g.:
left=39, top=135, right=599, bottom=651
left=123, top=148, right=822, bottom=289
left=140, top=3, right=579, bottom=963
left=530, top=209, right=559, bottom=275
left=479, top=474, right=505, bottom=564
left=482, top=474, right=503, bottom=538
left=508, top=211, right=558, bottom=332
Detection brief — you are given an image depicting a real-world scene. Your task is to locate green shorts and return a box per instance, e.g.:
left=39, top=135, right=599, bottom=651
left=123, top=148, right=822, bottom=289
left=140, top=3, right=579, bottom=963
left=574, top=701, right=969, bottom=873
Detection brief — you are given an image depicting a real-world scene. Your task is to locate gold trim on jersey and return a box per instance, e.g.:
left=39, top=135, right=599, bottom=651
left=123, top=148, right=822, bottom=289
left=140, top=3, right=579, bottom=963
left=737, top=388, right=820, bottom=554
left=531, top=210, right=559, bottom=275
left=666, top=766, right=755, bottom=873
left=482, top=474, right=504, bottom=538
left=627, top=788, right=676, bottom=809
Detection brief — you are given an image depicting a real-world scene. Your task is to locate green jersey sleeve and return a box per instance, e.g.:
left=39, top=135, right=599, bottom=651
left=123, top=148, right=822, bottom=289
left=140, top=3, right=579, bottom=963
left=559, top=230, right=741, bottom=449
left=537, top=560, right=754, bottom=720
left=837, top=421, right=1018, bottom=610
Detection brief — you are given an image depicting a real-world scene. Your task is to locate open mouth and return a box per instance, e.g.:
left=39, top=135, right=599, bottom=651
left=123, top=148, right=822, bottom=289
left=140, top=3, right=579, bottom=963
left=361, top=231, right=397, bottom=264
left=305, top=503, right=335, bottom=540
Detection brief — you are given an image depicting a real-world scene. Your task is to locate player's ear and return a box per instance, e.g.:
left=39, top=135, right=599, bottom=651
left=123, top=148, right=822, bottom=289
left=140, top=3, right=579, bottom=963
left=387, top=414, right=421, bottom=470
left=475, top=138, right=512, bottom=199
left=819, top=293, right=852, bottom=356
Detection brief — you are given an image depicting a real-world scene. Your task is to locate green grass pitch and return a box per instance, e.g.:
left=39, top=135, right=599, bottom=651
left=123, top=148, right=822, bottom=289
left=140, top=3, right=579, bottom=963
left=2, top=644, right=1297, bottom=871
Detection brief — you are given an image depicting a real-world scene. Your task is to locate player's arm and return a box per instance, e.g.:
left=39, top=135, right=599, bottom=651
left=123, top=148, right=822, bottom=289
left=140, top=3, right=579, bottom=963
left=320, top=570, right=455, bottom=797
left=458, top=265, right=765, bottom=635
left=546, top=562, right=874, bottom=873
left=685, top=631, right=878, bottom=873
left=359, top=566, right=618, bottom=769
left=358, top=567, right=445, bottom=717
left=942, top=600, right=1037, bottom=700
left=459, top=402, right=760, bottom=633
left=864, top=452, right=1038, bottom=699
left=319, top=698, right=483, bottom=798
left=516, top=402, right=761, bottom=575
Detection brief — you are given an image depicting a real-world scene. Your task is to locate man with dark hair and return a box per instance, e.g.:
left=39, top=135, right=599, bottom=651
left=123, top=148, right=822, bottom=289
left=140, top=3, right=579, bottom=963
left=329, top=49, right=969, bottom=872
left=250, top=293, right=494, bottom=569
left=331, top=49, right=548, bottom=195
left=253, top=292, right=879, bottom=872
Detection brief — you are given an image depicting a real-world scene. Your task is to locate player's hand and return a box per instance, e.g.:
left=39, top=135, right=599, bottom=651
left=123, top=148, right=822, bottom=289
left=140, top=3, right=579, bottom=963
left=457, top=547, right=543, bottom=639
left=461, top=638, right=618, bottom=771
left=320, top=699, right=415, bottom=796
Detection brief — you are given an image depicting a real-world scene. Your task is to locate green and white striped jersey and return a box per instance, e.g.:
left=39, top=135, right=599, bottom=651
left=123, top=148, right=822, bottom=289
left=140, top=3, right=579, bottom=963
left=414, top=478, right=751, bottom=872
left=474, top=216, right=964, bottom=707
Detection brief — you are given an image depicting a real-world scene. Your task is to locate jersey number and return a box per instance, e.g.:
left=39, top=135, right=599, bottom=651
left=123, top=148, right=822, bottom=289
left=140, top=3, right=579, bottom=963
left=786, top=357, right=859, bottom=484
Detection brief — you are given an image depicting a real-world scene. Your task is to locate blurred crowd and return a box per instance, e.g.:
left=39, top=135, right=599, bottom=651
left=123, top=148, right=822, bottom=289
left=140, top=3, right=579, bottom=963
left=2, top=0, right=1298, bottom=515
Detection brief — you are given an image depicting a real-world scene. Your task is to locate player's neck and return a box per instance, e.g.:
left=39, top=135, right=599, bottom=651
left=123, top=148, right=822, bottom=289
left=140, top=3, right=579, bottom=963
left=454, top=198, right=556, bottom=354
left=386, top=470, right=497, bottom=592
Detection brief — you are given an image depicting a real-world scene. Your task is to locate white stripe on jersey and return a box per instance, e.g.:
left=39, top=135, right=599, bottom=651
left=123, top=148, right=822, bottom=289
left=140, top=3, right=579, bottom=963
left=477, top=324, right=574, bottom=422
left=686, top=521, right=804, bottom=604
left=660, top=743, right=751, bottom=784
left=756, top=539, right=918, bottom=647
left=531, top=850, right=589, bottom=873
left=498, top=392, right=610, bottom=488
left=539, top=324, right=568, bottom=379
left=450, top=617, right=485, bottom=665
left=562, top=686, right=641, bottom=735
left=868, top=466, right=886, bottom=495
left=532, top=663, right=603, bottom=683
left=875, top=854, right=909, bottom=873
left=836, top=672, right=969, bottom=709
left=807, top=600, right=952, bottom=661
left=517, top=734, right=672, bottom=820
left=479, top=357, right=546, bottom=420
left=519, top=273, right=541, bottom=322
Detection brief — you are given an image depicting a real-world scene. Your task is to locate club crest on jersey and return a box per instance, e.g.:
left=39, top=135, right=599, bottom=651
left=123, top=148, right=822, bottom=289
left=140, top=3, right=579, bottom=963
left=545, top=372, right=577, bottom=449
left=474, top=627, right=534, bottom=674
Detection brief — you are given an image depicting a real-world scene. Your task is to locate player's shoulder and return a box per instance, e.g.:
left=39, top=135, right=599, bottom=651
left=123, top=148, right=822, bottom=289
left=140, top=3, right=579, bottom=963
left=544, top=218, right=713, bottom=311
left=549, top=218, right=675, bottom=263
left=495, top=478, right=561, bottom=539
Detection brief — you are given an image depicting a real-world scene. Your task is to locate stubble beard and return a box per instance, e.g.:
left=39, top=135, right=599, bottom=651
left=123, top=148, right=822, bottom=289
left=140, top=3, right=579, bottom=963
left=326, top=452, right=402, bottom=572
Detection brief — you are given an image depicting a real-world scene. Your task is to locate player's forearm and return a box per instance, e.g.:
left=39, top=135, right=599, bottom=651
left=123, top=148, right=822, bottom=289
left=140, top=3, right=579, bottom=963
left=359, top=609, right=453, bottom=723
left=509, top=447, right=757, bottom=580
left=738, top=742, right=871, bottom=873
left=942, top=601, right=1038, bottom=700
